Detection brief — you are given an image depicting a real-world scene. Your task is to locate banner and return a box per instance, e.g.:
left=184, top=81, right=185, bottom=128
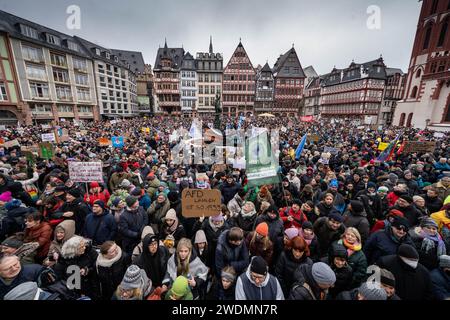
left=112, top=136, right=124, bottom=148
left=38, top=143, right=54, bottom=159
left=98, top=138, right=111, bottom=147
left=403, top=141, right=436, bottom=153
left=41, top=133, right=56, bottom=142
left=300, top=116, right=314, bottom=122
left=181, top=189, right=222, bottom=218
left=377, top=142, right=389, bottom=151
left=68, top=161, right=103, bottom=183
left=4, top=139, right=20, bottom=149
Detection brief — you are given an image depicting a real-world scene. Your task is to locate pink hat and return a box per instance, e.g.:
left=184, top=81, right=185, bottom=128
left=0, top=191, right=12, bottom=202
left=210, top=213, right=224, bottom=223
left=285, top=227, right=299, bottom=240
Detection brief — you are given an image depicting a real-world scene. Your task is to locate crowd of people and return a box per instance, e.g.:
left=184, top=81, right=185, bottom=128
left=0, top=115, right=449, bottom=301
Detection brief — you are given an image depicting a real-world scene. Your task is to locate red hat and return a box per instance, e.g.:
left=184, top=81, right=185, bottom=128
left=256, top=222, right=269, bottom=237
left=90, top=182, right=100, bottom=188
left=132, top=162, right=140, bottom=169
left=147, top=171, right=155, bottom=179
left=388, top=209, right=404, bottom=218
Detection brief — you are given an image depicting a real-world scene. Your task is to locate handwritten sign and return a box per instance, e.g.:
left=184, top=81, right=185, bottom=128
left=181, top=189, right=222, bottom=218
left=98, top=138, right=111, bottom=147
left=41, top=133, right=56, bottom=142
left=307, top=134, right=319, bottom=143
left=403, top=141, right=436, bottom=154
left=324, top=146, right=339, bottom=155
left=68, top=161, right=103, bottom=183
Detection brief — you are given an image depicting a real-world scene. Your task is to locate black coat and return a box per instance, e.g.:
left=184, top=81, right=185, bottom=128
left=55, top=198, right=90, bottom=234
left=313, top=217, right=346, bottom=257
left=118, top=207, right=149, bottom=254
left=215, top=230, right=249, bottom=278
left=231, top=214, right=257, bottom=237
left=364, top=228, right=414, bottom=265
left=390, top=204, right=423, bottom=227
left=83, top=211, right=117, bottom=246
left=421, top=194, right=443, bottom=215
left=377, top=254, right=434, bottom=300
left=0, top=264, right=44, bottom=299
left=136, top=238, right=169, bottom=287
left=275, top=250, right=313, bottom=296
left=328, top=264, right=353, bottom=299
left=96, top=254, right=128, bottom=300
left=219, top=181, right=241, bottom=205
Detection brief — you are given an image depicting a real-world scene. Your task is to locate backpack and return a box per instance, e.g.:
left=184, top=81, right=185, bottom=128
left=44, top=280, right=81, bottom=301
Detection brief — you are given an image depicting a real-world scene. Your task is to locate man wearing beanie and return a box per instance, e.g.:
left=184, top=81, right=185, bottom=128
left=430, top=255, right=450, bottom=300
left=337, top=281, right=387, bottom=300
left=379, top=268, right=401, bottom=300
left=56, top=187, right=90, bottom=234
left=130, top=187, right=151, bottom=211
left=119, top=196, right=148, bottom=255
left=390, top=194, right=423, bottom=227
left=343, top=200, right=370, bottom=243
left=255, top=205, right=284, bottom=263
left=235, top=256, right=284, bottom=300
left=289, top=262, right=336, bottom=300
left=377, top=244, right=433, bottom=300
left=364, top=215, right=414, bottom=265
left=83, top=200, right=117, bottom=246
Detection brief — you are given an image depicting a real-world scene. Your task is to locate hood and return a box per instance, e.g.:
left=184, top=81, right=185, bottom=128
left=5, top=199, right=23, bottom=210
left=141, top=226, right=155, bottom=240
left=54, top=220, right=76, bottom=242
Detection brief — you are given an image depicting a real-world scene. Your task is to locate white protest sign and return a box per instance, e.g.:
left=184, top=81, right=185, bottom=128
left=434, top=132, right=445, bottom=138
left=0, top=125, right=6, bottom=130
left=68, top=161, right=103, bottom=183
left=41, top=124, right=51, bottom=129
left=41, top=133, right=56, bottom=142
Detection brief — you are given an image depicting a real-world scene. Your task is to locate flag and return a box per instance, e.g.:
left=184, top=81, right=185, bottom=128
left=377, top=134, right=401, bottom=162
left=295, top=134, right=308, bottom=160
left=397, top=140, right=406, bottom=156
left=189, top=119, right=202, bottom=140
left=237, top=116, right=245, bottom=129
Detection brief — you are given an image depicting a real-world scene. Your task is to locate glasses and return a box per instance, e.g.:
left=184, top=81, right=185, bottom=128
left=250, top=272, right=266, bottom=282
left=393, top=226, right=407, bottom=232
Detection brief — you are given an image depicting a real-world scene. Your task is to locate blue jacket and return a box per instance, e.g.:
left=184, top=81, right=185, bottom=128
left=215, top=230, right=249, bottom=278
left=430, top=268, right=450, bottom=300
left=83, top=210, right=117, bottom=246
left=119, top=207, right=149, bottom=253
left=139, top=194, right=151, bottom=211
left=0, top=264, right=44, bottom=299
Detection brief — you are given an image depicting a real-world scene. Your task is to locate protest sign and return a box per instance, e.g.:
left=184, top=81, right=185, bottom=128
left=112, top=136, right=124, bottom=148
left=38, top=143, right=54, bottom=159
left=181, top=189, right=222, bottom=218
left=41, top=133, right=56, bottom=142
left=300, top=116, right=314, bottom=122
left=434, top=132, right=445, bottom=139
left=98, top=138, right=111, bottom=147
left=4, top=139, right=20, bottom=148
left=403, top=141, right=436, bottom=153
left=68, top=161, right=103, bottom=183
left=0, top=125, right=6, bottom=130
left=378, top=142, right=389, bottom=151
left=307, top=134, right=319, bottom=143
left=324, top=146, right=339, bottom=155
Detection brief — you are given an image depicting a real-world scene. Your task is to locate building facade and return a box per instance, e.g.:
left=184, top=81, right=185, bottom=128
left=379, top=68, right=406, bottom=125
left=180, top=52, right=197, bottom=117
left=393, top=0, right=450, bottom=130
left=153, top=40, right=184, bottom=115
left=272, top=47, right=306, bottom=116
left=196, top=38, right=223, bottom=116
left=304, top=76, right=322, bottom=117
left=254, top=62, right=275, bottom=114
left=75, top=37, right=138, bottom=119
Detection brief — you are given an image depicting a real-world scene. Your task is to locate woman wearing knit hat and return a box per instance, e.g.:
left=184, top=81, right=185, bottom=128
left=289, top=262, right=336, bottom=300
left=255, top=205, right=285, bottom=264
left=299, top=221, right=320, bottom=262
left=136, top=234, right=169, bottom=288
left=165, top=276, right=193, bottom=300
left=162, top=238, right=208, bottom=300
left=275, top=236, right=313, bottom=297
left=412, top=195, right=429, bottom=216
left=327, top=243, right=353, bottom=299
left=114, top=265, right=152, bottom=300
left=254, top=185, right=274, bottom=213
left=159, top=209, right=186, bottom=247
left=246, top=222, right=274, bottom=266
left=83, top=181, right=110, bottom=208
left=409, top=217, right=446, bottom=270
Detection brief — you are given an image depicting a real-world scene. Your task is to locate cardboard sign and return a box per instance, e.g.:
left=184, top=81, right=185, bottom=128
left=38, top=143, right=54, bottom=159
left=98, top=138, right=111, bottom=147
left=378, top=142, right=389, bottom=151
left=68, top=161, right=103, bottom=183
left=41, top=133, right=56, bottom=142
left=324, top=146, right=339, bottom=155
left=307, top=134, right=319, bottom=143
left=4, top=139, right=20, bottom=148
left=403, top=141, right=436, bottom=154
left=112, top=136, right=124, bottom=148
left=300, top=116, right=314, bottom=122
left=181, top=189, right=222, bottom=218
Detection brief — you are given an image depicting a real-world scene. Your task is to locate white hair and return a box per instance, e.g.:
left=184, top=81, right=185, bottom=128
left=61, top=236, right=89, bottom=259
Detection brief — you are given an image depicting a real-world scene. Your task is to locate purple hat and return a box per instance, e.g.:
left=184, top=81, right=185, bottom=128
left=210, top=213, right=224, bottom=223
left=285, top=227, right=299, bottom=240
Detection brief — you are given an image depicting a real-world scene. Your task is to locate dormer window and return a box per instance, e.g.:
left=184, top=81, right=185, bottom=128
left=114, top=56, right=119, bottom=63
left=105, top=52, right=110, bottom=59
left=67, top=41, right=79, bottom=52
left=46, top=34, right=60, bottom=45
left=20, top=24, right=38, bottom=39
left=95, top=48, right=101, bottom=56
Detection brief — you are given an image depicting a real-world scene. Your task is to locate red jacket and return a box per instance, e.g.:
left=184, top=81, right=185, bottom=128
left=386, top=192, right=399, bottom=207
left=24, top=222, right=53, bottom=258
left=279, top=207, right=308, bottom=229
left=84, top=189, right=111, bottom=207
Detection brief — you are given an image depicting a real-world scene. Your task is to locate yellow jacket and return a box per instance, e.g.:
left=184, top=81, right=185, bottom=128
left=431, top=210, right=450, bottom=232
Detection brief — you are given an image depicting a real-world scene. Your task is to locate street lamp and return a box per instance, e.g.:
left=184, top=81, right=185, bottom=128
left=425, top=119, right=430, bottom=129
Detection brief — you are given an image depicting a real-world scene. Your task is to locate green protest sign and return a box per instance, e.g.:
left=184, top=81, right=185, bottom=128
left=39, top=143, right=54, bottom=159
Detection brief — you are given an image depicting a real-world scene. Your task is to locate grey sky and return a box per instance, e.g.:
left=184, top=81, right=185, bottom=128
left=0, top=0, right=421, bottom=75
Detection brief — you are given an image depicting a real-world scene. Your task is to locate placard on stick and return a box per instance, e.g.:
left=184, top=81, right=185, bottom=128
left=181, top=189, right=222, bottom=218
left=403, top=141, right=436, bottom=154
left=68, top=161, right=103, bottom=183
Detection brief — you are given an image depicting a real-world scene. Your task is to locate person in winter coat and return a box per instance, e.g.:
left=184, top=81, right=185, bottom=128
left=280, top=200, right=308, bottom=230
left=288, top=262, right=336, bottom=300
left=231, top=201, right=257, bottom=237
left=246, top=223, right=274, bottom=266
left=355, top=182, right=383, bottom=222
left=421, top=188, right=444, bottom=215
left=343, top=200, right=370, bottom=244
left=131, top=226, right=155, bottom=263
left=44, top=220, right=75, bottom=267
left=377, top=244, right=434, bottom=300
left=54, top=188, right=90, bottom=235
left=23, top=211, right=52, bottom=263
left=379, top=268, right=401, bottom=300
left=1, top=237, right=39, bottom=265
left=118, top=196, right=149, bottom=255
left=275, top=236, right=313, bottom=296
left=313, top=212, right=346, bottom=257
left=364, top=216, right=414, bottom=265
left=390, top=195, right=423, bottom=227
left=96, top=241, right=128, bottom=300
left=333, top=227, right=368, bottom=287
left=430, top=207, right=450, bottom=253
left=162, top=238, right=209, bottom=299
left=227, top=189, right=246, bottom=218
left=299, top=221, right=321, bottom=261
left=255, top=205, right=284, bottom=260
left=235, top=256, right=284, bottom=300
left=136, top=234, right=169, bottom=288
left=52, top=236, right=99, bottom=299
left=426, top=176, right=450, bottom=201
left=0, top=255, right=44, bottom=300
left=42, top=195, right=65, bottom=228
left=409, top=218, right=446, bottom=270
left=336, top=282, right=387, bottom=300
left=254, top=186, right=275, bottom=213
left=315, top=193, right=336, bottom=218
left=147, top=193, right=170, bottom=233
left=316, top=180, right=346, bottom=213
left=113, top=265, right=153, bottom=300
left=301, top=201, right=317, bottom=223
left=1, top=199, right=34, bottom=240
left=108, top=166, right=130, bottom=192
left=215, top=227, right=249, bottom=279
left=430, top=255, right=450, bottom=300
left=413, top=196, right=430, bottom=217
left=159, top=209, right=186, bottom=246
left=327, top=243, right=353, bottom=299
left=83, top=200, right=117, bottom=247
left=219, top=175, right=241, bottom=205
left=129, top=187, right=151, bottom=211
left=386, top=183, right=407, bottom=207
left=208, top=266, right=236, bottom=300
left=193, top=230, right=213, bottom=269
left=399, top=170, right=420, bottom=196
left=370, top=209, right=405, bottom=234
left=164, top=275, right=193, bottom=300
left=83, top=182, right=110, bottom=208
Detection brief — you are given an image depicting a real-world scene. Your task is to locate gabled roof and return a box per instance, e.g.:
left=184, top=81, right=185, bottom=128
left=261, top=62, right=272, bottom=73
left=110, top=49, right=146, bottom=74
left=303, top=66, right=318, bottom=79
left=272, top=47, right=306, bottom=78
left=154, top=40, right=184, bottom=70
left=224, top=41, right=254, bottom=70
left=385, top=68, right=404, bottom=76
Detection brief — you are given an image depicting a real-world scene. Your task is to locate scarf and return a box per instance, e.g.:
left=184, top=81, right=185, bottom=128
left=208, top=218, right=224, bottom=232
left=240, top=208, right=256, bottom=219
left=96, top=247, right=123, bottom=268
left=342, top=238, right=362, bottom=257
left=418, top=229, right=446, bottom=256
left=299, top=228, right=315, bottom=245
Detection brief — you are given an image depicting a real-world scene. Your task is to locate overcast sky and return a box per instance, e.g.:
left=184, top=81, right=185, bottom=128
left=0, top=0, right=421, bottom=75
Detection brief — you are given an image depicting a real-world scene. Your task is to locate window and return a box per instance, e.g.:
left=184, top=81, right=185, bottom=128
left=0, top=83, right=7, bottom=101
left=53, top=68, right=69, bottom=83
left=423, top=24, right=433, bottom=50
left=430, top=0, right=438, bottom=15
left=22, top=45, right=42, bottom=62
left=105, top=52, right=110, bottom=59
left=73, top=58, right=87, bottom=71
left=50, top=53, right=67, bottom=67
left=74, top=73, right=88, bottom=86
left=77, top=88, right=91, bottom=101
left=55, top=85, right=72, bottom=100
left=78, top=106, right=92, bottom=113
left=31, top=104, right=52, bottom=113
left=416, top=69, right=422, bottom=78
left=406, top=113, right=413, bottom=128
left=67, top=41, right=79, bottom=52
left=57, top=105, right=73, bottom=113
left=30, top=82, right=49, bottom=98
left=46, top=34, right=60, bottom=45
left=411, top=86, right=418, bottom=98
left=437, top=20, right=449, bottom=47
left=20, top=25, right=38, bottom=39
left=26, top=64, right=47, bottom=80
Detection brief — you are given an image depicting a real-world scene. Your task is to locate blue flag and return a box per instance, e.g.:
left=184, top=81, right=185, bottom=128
left=295, top=134, right=308, bottom=160
left=112, top=136, right=124, bottom=148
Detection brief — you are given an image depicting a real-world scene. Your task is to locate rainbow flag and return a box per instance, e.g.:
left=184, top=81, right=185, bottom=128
left=377, top=134, right=402, bottom=162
